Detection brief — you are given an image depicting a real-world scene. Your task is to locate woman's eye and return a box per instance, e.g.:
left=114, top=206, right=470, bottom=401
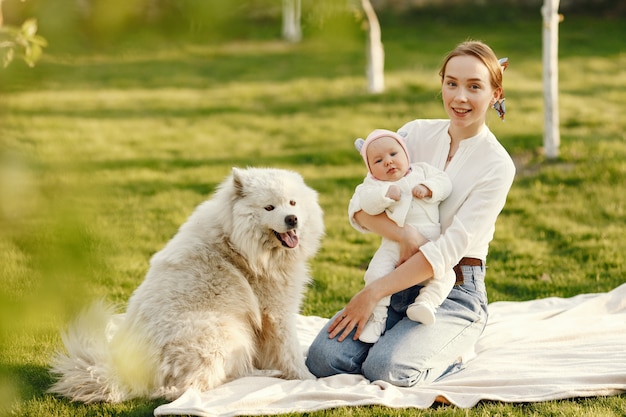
left=264, top=205, right=275, bottom=211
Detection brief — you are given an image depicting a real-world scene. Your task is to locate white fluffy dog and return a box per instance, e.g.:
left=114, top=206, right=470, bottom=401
left=49, top=167, right=324, bottom=403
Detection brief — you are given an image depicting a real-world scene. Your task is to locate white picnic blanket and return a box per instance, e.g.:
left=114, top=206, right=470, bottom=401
left=154, top=284, right=626, bottom=416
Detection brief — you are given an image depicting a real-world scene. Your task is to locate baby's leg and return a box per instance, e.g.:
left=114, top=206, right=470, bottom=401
left=360, top=240, right=398, bottom=343
left=359, top=296, right=391, bottom=343
left=407, top=270, right=456, bottom=325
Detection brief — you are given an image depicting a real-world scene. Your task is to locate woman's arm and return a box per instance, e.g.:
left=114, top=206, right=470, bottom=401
left=328, top=210, right=432, bottom=341
left=328, top=250, right=434, bottom=341
left=354, top=210, right=427, bottom=264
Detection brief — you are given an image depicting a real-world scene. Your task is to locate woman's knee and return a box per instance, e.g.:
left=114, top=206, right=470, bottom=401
left=305, top=338, right=330, bottom=377
left=306, top=336, right=367, bottom=378
left=361, top=351, right=428, bottom=387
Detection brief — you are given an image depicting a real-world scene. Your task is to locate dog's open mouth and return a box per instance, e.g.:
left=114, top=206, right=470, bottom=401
left=274, top=230, right=299, bottom=248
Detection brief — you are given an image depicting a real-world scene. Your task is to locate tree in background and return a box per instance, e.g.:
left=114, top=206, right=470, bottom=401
left=0, top=0, right=47, bottom=67
left=360, top=0, right=384, bottom=93
left=282, top=0, right=301, bottom=42
left=541, top=0, right=561, bottom=159
left=286, top=0, right=384, bottom=93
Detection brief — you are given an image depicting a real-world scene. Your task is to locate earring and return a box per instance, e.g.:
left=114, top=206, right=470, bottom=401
left=493, top=98, right=506, bottom=121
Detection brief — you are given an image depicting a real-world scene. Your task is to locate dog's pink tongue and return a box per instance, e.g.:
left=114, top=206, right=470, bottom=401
left=281, top=231, right=299, bottom=248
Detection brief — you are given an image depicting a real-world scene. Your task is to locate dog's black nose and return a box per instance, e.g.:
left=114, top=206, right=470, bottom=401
left=285, top=215, right=297, bottom=228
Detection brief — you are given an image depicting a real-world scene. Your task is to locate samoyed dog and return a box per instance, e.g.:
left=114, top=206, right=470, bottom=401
left=49, top=167, right=324, bottom=403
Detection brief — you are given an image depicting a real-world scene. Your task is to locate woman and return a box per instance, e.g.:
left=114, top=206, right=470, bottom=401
left=306, top=40, right=516, bottom=387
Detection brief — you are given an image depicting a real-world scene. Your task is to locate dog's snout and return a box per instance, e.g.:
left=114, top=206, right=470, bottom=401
left=285, top=215, right=297, bottom=228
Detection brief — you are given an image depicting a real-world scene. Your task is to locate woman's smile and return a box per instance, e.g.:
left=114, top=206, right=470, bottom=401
left=452, top=107, right=471, bottom=116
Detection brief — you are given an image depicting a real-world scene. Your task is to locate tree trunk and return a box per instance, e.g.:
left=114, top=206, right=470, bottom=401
left=282, top=0, right=301, bottom=43
left=361, top=0, right=384, bottom=94
left=541, top=0, right=561, bottom=159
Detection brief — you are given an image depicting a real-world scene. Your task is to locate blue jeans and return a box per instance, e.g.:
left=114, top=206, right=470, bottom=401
left=305, top=265, right=488, bottom=387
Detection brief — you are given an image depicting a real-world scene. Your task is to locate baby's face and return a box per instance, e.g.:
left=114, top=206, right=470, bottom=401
left=366, top=136, right=409, bottom=181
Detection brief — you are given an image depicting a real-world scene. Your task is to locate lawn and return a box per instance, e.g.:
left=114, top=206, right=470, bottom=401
left=0, top=4, right=625, bottom=417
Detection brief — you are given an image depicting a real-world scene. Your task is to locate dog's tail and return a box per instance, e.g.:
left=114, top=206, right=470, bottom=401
left=48, top=301, right=141, bottom=403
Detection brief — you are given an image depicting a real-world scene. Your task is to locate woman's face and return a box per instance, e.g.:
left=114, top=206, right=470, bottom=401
left=441, top=55, right=501, bottom=139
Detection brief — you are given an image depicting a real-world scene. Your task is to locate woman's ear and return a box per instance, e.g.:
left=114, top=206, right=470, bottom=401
left=493, top=87, right=503, bottom=102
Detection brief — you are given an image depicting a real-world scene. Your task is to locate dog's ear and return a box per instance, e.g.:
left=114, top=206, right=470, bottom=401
left=231, top=167, right=245, bottom=197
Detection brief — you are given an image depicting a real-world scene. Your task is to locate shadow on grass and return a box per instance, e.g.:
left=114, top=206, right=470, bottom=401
left=2, top=363, right=53, bottom=402
left=109, top=165, right=362, bottom=198
left=2, top=362, right=168, bottom=417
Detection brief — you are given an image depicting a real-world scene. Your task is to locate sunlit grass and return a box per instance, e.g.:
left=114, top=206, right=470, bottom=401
left=0, top=7, right=625, bottom=417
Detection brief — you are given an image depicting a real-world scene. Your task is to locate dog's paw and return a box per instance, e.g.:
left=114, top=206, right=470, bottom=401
left=282, top=365, right=316, bottom=381
left=294, top=365, right=316, bottom=380
left=299, top=368, right=316, bottom=381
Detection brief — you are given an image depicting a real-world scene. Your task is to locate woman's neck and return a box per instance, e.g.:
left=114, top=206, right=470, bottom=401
left=448, top=123, right=485, bottom=145
left=446, top=123, right=484, bottom=168
left=448, top=123, right=484, bottom=145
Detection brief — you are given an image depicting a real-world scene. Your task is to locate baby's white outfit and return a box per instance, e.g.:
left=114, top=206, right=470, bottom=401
left=354, top=163, right=455, bottom=343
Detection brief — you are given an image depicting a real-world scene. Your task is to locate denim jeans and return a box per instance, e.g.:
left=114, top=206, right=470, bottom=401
left=305, top=265, right=488, bottom=387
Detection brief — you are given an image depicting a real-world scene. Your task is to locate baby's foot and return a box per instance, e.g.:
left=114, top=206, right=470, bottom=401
left=359, top=316, right=386, bottom=343
left=406, top=302, right=436, bottom=325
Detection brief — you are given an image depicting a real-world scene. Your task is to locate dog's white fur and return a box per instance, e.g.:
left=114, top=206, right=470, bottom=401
left=49, top=167, right=324, bottom=403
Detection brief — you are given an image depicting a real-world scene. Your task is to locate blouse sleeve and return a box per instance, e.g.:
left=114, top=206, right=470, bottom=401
left=413, top=163, right=452, bottom=203
left=348, top=180, right=394, bottom=233
left=420, top=157, right=516, bottom=280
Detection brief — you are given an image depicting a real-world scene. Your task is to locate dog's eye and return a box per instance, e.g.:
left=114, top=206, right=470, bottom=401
left=264, top=205, right=275, bottom=211
left=290, top=200, right=296, bottom=206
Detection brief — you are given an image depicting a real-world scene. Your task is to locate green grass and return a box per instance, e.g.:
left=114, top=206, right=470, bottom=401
left=1, top=5, right=625, bottom=417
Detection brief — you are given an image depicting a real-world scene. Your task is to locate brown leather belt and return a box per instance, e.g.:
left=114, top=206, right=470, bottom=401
left=453, top=257, right=483, bottom=286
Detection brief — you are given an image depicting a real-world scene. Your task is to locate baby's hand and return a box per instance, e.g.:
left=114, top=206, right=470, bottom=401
left=412, top=184, right=431, bottom=199
left=386, top=185, right=402, bottom=201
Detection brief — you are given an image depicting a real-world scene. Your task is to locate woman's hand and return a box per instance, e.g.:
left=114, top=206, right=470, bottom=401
left=353, top=212, right=426, bottom=265
left=397, top=224, right=427, bottom=265
left=327, top=286, right=379, bottom=342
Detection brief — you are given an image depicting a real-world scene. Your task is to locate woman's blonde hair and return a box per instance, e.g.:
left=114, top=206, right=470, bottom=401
left=439, top=40, right=504, bottom=99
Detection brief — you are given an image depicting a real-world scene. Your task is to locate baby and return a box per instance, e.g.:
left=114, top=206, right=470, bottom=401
left=352, top=129, right=456, bottom=343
